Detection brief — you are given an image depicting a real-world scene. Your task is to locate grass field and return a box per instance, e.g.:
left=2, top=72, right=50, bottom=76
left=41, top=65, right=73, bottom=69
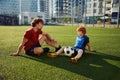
left=0, top=26, right=120, bottom=80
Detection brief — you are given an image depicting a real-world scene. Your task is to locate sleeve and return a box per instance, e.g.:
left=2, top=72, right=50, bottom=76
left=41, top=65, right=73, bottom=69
left=86, top=36, right=89, bottom=43
left=24, top=31, right=31, bottom=39
left=38, top=29, right=43, bottom=34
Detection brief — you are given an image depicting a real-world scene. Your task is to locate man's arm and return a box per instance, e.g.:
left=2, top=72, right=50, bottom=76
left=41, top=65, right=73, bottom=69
left=10, top=37, right=28, bottom=56
left=42, top=32, right=53, bottom=41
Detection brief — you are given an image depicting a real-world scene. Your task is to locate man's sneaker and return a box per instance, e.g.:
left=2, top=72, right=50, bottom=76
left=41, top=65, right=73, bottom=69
left=55, top=45, right=61, bottom=52
left=43, top=47, right=50, bottom=53
left=70, top=58, right=78, bottom=63
left=47, top=53, right=57, bottom=58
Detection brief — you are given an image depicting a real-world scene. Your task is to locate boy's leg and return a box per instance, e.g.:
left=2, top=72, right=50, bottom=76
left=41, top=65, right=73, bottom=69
left=74, top=49, right=83, bottom=59
left=71, top=49, right=83, bottom=63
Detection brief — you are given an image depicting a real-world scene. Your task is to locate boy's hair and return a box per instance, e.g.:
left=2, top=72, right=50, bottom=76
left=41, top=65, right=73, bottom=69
left=77, top=26, right=86, bottom=34
left=31, top=18, right=44, bottom=27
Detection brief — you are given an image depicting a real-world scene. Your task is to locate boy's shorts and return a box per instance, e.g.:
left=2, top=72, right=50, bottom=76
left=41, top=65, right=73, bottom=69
left=71, top=47, right=84, bottom=57
left=26, top=43, right=41, bottom=56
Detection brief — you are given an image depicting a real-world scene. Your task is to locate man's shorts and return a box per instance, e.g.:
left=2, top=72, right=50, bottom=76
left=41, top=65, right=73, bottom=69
left=26, top=43, right=41, bottom=56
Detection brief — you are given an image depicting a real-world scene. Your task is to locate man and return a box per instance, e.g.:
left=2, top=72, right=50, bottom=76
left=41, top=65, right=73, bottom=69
left=10, top=18, right=60, bottom=56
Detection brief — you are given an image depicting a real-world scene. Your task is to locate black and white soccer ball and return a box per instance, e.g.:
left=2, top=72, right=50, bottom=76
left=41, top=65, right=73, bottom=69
left=64, top=46, right=74, bottom=57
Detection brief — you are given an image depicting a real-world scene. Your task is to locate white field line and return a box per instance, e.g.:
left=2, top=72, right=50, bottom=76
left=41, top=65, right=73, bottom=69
left=52, top=34, right=120, bottom=37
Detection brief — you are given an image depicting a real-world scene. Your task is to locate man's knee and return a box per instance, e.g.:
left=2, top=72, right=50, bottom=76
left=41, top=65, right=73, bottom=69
left=34, top=47, right=44, bottom=55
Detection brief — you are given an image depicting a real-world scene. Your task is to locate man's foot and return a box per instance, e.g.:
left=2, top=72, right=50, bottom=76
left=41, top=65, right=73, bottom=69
left=55, top=45, right=61, bottom=52
left=70, top=58, right=78, bottom=63
left=47, top=53, right=57, bottom=58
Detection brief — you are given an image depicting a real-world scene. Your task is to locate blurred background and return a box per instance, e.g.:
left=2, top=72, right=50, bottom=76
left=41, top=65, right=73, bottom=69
left=0, top=0, right=119, bottom=27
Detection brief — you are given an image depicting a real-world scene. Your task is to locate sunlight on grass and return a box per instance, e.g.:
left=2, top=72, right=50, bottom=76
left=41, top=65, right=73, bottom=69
left=0, top=26, right=120, bottom=80
left=89, top=64, right=103, bottom=68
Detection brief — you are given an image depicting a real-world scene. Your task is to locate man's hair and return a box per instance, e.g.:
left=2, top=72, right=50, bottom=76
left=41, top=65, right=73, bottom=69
left=31, top=18, right=44, bottom=27
left=77, top=26, right=86, bottom=34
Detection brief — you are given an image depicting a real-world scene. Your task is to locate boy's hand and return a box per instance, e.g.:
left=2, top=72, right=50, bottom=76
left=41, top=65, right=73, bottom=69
left=90, top=50, right=96, bottom=52
left=10, top=52, right=19, bottom=56
left=86, top=49, right=96, bottom=52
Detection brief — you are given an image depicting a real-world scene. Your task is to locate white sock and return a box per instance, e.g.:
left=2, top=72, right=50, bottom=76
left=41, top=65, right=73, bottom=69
left=74, top=49, right=83, bottom=59
left=56, top=46, right=65, bottom=55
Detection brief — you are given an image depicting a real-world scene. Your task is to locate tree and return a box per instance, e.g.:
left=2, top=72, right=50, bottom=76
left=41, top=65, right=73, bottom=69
left=64, top=18, right=72, bottom=23
left=97, top=18, right=102, bottom=24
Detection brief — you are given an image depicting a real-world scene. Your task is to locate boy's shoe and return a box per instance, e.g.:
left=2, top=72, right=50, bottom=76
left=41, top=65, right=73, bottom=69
left=70, top=58, right=78, bottom=63
left=55, top=45, right=61, bottom=52
left=47, top=53, right=57, bottom=58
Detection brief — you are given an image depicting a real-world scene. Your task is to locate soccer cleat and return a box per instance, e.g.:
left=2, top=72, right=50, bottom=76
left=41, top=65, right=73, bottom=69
left=47, top=53, right=57, bottom=58
left=70, top=58, right=78, bottom=63
left=55, top=45, right=61, bottom=52
left=43, top=47, right=50, bottom=53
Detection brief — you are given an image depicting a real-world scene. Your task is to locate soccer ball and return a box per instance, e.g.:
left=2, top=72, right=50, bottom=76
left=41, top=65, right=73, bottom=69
left=64, top=46, right=74, bottom=57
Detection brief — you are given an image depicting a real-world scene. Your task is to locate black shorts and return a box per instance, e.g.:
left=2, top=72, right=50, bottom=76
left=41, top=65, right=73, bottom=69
left=71, top=47, right=84, bottom=57
left=26, top=43, right=41, bottom=56
left=71, top=48, right=79, bottom=57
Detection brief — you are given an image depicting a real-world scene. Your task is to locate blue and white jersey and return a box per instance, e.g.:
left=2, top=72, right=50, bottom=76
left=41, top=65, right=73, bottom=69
left=74, top=35, right=89, bottom=51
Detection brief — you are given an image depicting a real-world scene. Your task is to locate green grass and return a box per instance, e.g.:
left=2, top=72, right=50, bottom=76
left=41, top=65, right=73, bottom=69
left=0, top=26, right=120, bottom=80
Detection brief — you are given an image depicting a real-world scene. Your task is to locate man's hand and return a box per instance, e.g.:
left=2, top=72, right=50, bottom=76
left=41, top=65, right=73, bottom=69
left=10, top=52, right=19, bottom=56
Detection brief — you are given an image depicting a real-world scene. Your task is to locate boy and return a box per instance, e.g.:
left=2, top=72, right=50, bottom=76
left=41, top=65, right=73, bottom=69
left=48, top=26, right=94, bottom=63
left=10, top=18, right=60, bottom=56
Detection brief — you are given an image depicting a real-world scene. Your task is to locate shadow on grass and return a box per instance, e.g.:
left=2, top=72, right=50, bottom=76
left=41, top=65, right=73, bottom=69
left=19, top=52, right=120, bottom=80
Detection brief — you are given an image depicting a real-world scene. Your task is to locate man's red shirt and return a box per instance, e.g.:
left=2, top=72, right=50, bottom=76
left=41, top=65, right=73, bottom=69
left=24, top=28, right=42, bottom=52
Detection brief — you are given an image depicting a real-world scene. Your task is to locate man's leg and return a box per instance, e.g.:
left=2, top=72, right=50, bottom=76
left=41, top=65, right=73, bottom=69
left=39, top=34, right=61, bottom=52
left=45, top=39, right=58, bottom=48
left=34, top=47, right=50, bottom=55
left=47, top=46, right=65, bottom=58
left=56, top=46, right=65, bottom=55
left=39, top=34, right=58, bottom=48
left=45, top=34, right=61, bottom=52
left=45, top=33, right=59, bottom=48
left=39, top=35, right=47, bottom=45
left=34, top=47, right=44, bottom=55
